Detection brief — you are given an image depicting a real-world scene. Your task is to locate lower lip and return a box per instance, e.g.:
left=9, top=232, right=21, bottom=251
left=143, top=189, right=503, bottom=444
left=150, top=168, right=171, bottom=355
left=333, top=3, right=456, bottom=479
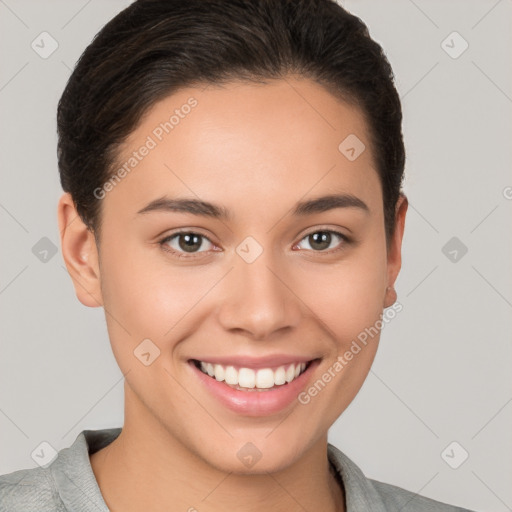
left=188, top=359, right=320, bottom=416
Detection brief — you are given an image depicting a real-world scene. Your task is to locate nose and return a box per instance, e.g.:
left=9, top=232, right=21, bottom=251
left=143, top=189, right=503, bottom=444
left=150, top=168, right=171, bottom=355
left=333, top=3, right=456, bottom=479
left=216, top=248, right=301, bottom=340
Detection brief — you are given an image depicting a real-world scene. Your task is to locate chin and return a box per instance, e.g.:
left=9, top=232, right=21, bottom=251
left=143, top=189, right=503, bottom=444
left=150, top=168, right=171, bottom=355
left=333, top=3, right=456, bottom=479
left=193, top=432, right=309, bottom=476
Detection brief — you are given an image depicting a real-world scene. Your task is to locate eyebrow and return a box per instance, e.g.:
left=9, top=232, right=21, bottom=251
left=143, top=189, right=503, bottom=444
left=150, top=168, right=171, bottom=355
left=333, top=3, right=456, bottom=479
left=136, top=193, right=369, bottom=219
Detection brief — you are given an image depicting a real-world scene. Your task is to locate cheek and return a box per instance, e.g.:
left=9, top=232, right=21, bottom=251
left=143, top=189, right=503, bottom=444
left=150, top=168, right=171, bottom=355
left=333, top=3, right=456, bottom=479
left=292, top=254, right=388, bottom=423
left=98, top=239, right=218, bottom=358
left=300, top=237, right=388, bottom=345
left=304, top=241, right=387, bottom=385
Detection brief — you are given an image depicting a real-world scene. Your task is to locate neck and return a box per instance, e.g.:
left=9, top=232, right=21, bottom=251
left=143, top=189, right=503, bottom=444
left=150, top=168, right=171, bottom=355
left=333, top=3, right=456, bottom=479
left=90, top=390, right=345, bottom=512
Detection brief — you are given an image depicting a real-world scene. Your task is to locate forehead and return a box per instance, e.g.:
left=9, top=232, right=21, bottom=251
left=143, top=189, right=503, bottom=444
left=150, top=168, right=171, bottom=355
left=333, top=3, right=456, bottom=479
left=102, top=77, right=382, bottom=223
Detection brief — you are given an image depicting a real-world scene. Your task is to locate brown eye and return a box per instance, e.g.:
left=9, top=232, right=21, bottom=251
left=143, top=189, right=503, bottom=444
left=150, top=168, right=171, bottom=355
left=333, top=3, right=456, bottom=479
left=296, top=230, right=348, bottom=252
left=160, top=232, right=214, bottom=258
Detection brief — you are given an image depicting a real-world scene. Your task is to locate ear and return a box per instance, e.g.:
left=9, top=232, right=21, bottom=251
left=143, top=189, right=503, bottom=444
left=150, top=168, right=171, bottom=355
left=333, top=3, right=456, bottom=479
left=384, top=193, right=408, bottom=308
left=57, top=192, right=103, bottom=307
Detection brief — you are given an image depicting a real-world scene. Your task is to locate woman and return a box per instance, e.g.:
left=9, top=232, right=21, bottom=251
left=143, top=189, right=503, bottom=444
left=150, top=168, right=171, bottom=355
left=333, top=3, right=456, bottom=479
left=0, top=0, right=477, bottom=510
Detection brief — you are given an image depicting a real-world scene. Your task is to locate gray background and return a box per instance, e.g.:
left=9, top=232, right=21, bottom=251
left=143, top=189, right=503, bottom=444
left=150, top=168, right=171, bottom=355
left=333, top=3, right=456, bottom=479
left=0, top=1, right=511, bottom=510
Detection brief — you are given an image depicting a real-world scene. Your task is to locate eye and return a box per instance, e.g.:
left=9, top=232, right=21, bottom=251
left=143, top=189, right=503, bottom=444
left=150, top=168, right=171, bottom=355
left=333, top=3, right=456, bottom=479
left=159, top=228, right=350, bottom=260
left=159, top=231, right=215, bottom=259
left=295, top=229, right=349, bottom=253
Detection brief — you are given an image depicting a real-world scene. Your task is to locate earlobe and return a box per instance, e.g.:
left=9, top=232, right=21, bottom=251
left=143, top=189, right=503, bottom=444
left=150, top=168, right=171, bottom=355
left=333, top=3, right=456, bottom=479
left=384, top=193, right=408, bottom=308
left=384, top=285, right=397, bottom=308
left=57, top=193, right=103, bottom=308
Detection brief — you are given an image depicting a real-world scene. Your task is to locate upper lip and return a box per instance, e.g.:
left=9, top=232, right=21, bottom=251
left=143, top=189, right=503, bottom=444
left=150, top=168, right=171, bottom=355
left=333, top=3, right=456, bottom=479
left=190, top=354, right=319, bottom=370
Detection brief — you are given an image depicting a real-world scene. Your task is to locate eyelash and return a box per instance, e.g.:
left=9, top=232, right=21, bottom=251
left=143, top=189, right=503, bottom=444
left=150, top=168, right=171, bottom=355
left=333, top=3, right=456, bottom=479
left=158, top=229, right=350, bottom=260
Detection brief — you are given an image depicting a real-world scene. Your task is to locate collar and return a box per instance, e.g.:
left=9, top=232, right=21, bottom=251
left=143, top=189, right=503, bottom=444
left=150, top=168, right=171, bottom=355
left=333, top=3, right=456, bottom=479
left=327, top=442, right=388, bottom=511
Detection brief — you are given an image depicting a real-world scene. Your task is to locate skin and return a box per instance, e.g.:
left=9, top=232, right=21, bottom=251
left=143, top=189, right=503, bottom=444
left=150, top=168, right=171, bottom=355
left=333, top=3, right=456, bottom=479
left=58, top=77, right=407, bottom=512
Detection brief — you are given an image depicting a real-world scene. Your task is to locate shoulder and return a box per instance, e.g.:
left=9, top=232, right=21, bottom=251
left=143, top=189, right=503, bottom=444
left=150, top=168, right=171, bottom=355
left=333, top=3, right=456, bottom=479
left=327, top=442, right=476, bottom=512
left=0, top=428, right=120, bottom=512
left=0, top=465, right=66, bottom=511
left=368, top=478, right=475, bottom=512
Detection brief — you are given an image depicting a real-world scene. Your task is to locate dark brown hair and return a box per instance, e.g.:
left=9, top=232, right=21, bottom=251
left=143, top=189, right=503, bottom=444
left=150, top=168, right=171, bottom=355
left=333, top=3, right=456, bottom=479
left=57, top=0, right=405, bottom=243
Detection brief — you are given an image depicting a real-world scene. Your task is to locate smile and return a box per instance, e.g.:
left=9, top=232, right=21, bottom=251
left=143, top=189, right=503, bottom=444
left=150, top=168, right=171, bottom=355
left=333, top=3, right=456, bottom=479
left=192, top=359, right=311, bottom=391
left=187, top=356, right=321, bottom=415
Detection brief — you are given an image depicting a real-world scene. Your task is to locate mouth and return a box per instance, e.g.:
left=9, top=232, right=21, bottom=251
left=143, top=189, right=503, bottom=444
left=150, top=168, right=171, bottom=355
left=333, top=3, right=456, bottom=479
left=190, top=358, right=315, bottom=392
left=187, top=356, right=322, bottom=416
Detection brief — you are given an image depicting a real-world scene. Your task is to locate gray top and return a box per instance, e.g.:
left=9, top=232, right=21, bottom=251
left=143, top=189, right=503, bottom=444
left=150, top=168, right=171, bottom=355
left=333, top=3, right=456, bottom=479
left=0, top=428, right=475, bottom=511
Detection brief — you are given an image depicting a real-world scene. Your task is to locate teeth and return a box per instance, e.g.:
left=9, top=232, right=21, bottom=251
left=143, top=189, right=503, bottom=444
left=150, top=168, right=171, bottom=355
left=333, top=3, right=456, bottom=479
left=256, top=368, right=274, bottom=389
left=213, top=364, right=224, bottom=381
left=225, top=365, right=238, bottom=385
left=197, top=360, right=308, bottom=390
left=205, top=362, right=215, bottom=377
left=274, top=366, right=286, bottom=385
left=285, top=364, right=295, bottom=383
left=239, top=368, right=256, bottom=388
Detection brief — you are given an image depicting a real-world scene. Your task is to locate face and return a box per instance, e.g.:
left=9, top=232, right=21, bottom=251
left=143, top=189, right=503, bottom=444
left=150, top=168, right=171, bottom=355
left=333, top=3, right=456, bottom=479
left=60, top=77, right=406, bottom=474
